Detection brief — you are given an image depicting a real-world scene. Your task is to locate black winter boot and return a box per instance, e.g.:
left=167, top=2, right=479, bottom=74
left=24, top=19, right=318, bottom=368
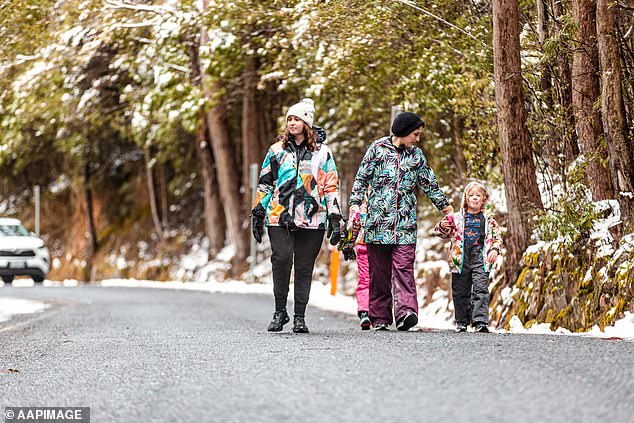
left=267, top=310, right=290, bottom=332
left=396, top=311, right=418, bottom=331
left=292, top=315, right=309, bottom=333
left=359, top=311, right=371, bottom=330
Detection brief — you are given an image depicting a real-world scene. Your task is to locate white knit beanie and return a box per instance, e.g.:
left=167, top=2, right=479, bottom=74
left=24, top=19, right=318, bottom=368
left=286, top=98, right=315, bottom=127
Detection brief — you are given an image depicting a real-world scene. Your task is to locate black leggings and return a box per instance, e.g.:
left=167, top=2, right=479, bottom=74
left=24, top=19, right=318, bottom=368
left=268, top=227, right=325, bottom=316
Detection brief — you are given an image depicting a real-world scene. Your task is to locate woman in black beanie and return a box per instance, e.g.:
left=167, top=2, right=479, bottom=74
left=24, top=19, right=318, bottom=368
left=345, top=111, right=453, bottom=331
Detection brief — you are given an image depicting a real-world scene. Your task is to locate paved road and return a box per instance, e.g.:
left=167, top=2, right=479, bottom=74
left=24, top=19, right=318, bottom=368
left=0, top=285, right=632, bottom=423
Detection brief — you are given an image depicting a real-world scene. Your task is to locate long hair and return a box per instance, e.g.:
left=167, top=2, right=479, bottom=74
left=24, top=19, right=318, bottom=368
left=279, top=124, right=318, bottom=152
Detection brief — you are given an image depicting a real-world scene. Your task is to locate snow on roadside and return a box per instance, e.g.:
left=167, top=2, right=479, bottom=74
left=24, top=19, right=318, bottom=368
left=0, top=297, right=49, bottom=323
left=2, top=278, right=633, bottom=339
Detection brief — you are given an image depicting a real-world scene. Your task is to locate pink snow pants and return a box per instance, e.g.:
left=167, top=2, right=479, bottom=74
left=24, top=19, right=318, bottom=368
left=355, top=243, right=370, bottom=312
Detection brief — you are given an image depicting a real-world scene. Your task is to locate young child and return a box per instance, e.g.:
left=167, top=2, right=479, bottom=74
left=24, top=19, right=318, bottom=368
left=433, top=181, right=503, bottom=333
left=339, top=198, right=371, bottom=330
left=355, top=200, right=371, bottom=329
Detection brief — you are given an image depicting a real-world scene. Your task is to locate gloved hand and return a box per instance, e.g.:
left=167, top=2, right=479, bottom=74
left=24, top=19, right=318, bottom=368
left=341, top=243, right=357, bottom=261
left=337, top=224, right=359, bottom=261
left=326, top=214, right=342, bottom=246
left=250, top=204, right=266, bottom=243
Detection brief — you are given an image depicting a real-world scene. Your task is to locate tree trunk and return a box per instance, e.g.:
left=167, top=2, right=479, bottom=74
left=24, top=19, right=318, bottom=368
left=552, top=0, right=579, bottom=169
left=242, top=54, right=262, bottom=207
left=159, top=163, right=169, bottom=234
left=83, top=161, right=98, bottom=281
left=187, top=30, right=226, bottom=257
left=571, top=0, right=614, bottom=201
left=492, top=0, right=544, bottom=284
left=200, top=1, right=249, bottom=273
left=197, top=109, right=226, bottom=256
left=144, top=146, right=165, bottom=241
left=203, top=81, right=249, bottom=273
left=537, top=0, right=559, bottom=171
left=258, top=84, right=278, bottom=155
left=597, top=0, right=634, bottom=232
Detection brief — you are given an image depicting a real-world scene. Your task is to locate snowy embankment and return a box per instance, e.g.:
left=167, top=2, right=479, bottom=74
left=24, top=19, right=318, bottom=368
left=2, top=276, right=632, bottom=339
left=0, top=296, right=49, bottom=323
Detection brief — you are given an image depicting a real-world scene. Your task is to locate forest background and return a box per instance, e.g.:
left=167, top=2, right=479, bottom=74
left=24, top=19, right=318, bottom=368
left=1, top=0, right=633, bottom=332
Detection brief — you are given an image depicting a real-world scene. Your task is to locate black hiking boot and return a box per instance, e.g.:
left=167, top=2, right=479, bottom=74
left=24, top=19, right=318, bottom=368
left=359, top=311, right=372, bottom=330
left=373, top=322, right=389, bottom=331
left=292, top=315, right=309, bottom=333
left=396, top=311, right=418, bottom=331
left=455, top=323, right=468, bottom=333
left=475, top=323, right=490, bottom=333
left=267, top=310, right=290, bottom=332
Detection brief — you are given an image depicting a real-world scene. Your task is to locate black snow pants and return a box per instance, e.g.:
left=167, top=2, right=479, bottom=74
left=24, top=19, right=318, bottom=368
left=451, top=245, right=490, bottom=326
left=268, top=227, right=325, bottom=316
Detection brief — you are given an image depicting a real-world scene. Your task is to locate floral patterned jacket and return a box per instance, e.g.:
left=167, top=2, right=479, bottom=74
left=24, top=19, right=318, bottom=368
left=349, top=136, right=450, bottom=244
left=433, top=202, right=503, bottom=273
left=253, top=128, right=341, bottom=230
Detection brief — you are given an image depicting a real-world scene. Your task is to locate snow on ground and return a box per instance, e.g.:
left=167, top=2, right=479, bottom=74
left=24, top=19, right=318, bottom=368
left=2, top=277, right=633, bottom=339
left=0, top=296, right=49, bottom=323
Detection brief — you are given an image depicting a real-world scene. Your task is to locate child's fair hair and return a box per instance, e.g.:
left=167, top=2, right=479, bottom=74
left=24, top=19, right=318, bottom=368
left=461, top=181, right=489, bottom=210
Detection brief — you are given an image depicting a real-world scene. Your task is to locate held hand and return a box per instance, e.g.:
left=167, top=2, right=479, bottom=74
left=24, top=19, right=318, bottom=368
left=486, top=250, right=499, bottom=264
left=347, top=206, right=360, bottom=230
left=441, top=205, right=454, bottom=215
left=342, top=245, right=357, bottom=261
left=436, top=215, right=454, bottom=236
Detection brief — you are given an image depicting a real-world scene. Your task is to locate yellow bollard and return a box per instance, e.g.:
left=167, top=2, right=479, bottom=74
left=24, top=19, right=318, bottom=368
left=329, top=248, right=340, bottom=296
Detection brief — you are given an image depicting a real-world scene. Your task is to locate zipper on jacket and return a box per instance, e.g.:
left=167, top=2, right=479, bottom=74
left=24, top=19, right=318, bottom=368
left=285, top=141, right=300, bottom=228
left=289, top=140, right=305, bottom=229
left=394, top=147, right=400, bottom=243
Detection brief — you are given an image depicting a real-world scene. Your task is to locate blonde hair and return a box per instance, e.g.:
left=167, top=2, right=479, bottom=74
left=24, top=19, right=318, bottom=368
left=462, top=181, right=489, bottom=210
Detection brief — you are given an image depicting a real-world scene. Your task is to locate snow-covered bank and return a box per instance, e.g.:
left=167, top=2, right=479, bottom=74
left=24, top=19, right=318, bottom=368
left=99, top=278, right=634, bottom=338
left=0, top=297, right=49, bottom=323
left=2, top=278, right=633, bottom=339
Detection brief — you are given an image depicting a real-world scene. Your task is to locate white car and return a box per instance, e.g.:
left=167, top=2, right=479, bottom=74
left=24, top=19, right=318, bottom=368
left=0, top=218, right=50, bottom=284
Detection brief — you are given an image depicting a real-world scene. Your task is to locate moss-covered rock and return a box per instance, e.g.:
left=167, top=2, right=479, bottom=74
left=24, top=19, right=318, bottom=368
left=495, top=235, right=634, bottom=333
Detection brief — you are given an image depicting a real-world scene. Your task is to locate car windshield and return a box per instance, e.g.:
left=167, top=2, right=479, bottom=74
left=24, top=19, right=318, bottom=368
left=0, top=224, right=30, bottom=236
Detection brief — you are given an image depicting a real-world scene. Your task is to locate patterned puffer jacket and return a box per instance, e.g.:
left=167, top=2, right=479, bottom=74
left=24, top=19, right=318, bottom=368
left=349, top=136, right=450, bottom=244
left=253, top=127, right=341, bottom=230
left=432, top=199, right=503, bottom=273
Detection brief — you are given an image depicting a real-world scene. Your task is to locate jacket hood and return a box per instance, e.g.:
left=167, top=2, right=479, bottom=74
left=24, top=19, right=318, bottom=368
left=313, top=125, right=327, bottom=144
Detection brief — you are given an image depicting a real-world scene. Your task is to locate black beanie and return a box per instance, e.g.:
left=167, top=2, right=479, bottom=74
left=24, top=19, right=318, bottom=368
left=391, top=112, right=424, bottom=137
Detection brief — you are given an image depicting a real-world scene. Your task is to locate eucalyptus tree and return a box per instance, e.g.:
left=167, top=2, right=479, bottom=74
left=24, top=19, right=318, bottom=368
left=597, top=0, right=634, bottom=232
left=492, top=0, right=543, bottom=283
left=571, top=0, right=613, bottom=201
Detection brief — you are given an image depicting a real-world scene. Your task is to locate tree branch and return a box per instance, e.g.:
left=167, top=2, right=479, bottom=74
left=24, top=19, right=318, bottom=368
left=104, top=0, right=175, bottom=15
left=395, top=0, right=484, bottom=45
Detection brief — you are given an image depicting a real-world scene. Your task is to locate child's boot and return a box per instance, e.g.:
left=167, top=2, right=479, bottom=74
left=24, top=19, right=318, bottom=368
left=358, top=311, right=371, bottom=330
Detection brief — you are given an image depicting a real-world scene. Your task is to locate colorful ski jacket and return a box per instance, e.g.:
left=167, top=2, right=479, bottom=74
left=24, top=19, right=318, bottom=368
left=253, top=129, right=341, bottom=230
left=349, top=136, right=450, bottom=244
left=433, top=202, right=503, bottom=273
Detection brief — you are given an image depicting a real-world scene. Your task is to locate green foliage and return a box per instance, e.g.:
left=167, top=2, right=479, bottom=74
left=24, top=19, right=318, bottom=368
left=534, top=165, right=602, bottom=242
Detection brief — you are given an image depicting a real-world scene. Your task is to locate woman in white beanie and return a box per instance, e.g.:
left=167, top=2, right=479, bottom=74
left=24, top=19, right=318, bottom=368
left=251, top=98, right=342, bottom=333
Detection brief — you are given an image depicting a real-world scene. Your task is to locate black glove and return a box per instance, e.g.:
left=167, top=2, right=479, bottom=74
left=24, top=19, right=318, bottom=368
left=342, top=244, right=357, bottom=261
left=326, top=214, right=342, bottom=246
left=250, top=204, right=265, bottom=243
